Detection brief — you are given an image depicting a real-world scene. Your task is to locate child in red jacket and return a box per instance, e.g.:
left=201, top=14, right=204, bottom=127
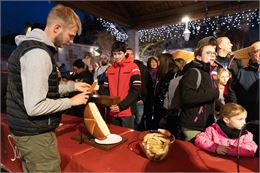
left=100, top=41, right=141, bottom=128
left=195, top=103, right=257, bottom=157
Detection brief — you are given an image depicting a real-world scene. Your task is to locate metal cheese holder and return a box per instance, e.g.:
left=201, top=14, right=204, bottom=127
left=89, top=92, right=121, bottom=106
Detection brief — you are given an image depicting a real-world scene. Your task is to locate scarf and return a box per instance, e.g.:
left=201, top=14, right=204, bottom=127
left=149, top=68, right=158, bottom=82
left=217, top=119, right=247, bottom=139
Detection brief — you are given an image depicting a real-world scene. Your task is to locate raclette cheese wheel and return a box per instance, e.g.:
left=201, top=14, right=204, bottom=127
left=84, top=102, right=110, bottom=139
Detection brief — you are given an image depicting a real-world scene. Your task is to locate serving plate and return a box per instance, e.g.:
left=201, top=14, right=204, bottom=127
left=94, top=134, right=122, bottom=145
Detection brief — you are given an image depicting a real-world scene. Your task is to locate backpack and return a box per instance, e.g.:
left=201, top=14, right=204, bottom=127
left=163, top=68, right=202, bottom=112
left=163, top=68, right=202, bottom=140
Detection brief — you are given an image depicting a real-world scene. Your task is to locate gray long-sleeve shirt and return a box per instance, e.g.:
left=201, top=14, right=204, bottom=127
left=16, top=29, right=75, bottom=116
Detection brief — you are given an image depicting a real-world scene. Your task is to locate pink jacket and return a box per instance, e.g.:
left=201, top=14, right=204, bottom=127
left=195, top=123, right=257, bottom=157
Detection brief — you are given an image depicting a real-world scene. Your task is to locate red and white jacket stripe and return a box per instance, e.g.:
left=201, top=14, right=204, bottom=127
left=103, top=57, right=141, bottom=117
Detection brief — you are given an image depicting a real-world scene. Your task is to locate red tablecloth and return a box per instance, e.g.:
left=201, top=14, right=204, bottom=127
left=1, top=113, right=259, bottom=172
left=1, top=114, right=23, bottom=172
left=1, top=113, right=83, bottom=172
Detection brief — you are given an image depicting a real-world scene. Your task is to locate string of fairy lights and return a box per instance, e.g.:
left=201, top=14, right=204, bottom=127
left=97, top=18, right=128, bottom=42
left=98, top=8, right=259, bottom=43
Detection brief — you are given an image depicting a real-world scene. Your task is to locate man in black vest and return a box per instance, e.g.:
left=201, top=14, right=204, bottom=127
left=6, top=4, right=90, bottom=172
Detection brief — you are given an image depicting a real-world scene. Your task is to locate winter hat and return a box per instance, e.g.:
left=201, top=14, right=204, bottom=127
left=194, top=36, right=217, bottom=57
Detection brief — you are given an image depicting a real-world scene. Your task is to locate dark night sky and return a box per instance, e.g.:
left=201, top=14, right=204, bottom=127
left=1, top=1, right=85, bottom=36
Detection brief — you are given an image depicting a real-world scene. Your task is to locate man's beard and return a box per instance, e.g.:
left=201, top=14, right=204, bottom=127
left=101, top=61, right=108, bottom=66
left=54, top=33, right=63, bottom=48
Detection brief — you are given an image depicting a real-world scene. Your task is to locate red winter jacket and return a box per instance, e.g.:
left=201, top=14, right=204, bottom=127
left=103, top=57, right=141, bottom=117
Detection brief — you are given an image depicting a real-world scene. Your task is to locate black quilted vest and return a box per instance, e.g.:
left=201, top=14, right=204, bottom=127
left=6, top=40, right=62, bottom=136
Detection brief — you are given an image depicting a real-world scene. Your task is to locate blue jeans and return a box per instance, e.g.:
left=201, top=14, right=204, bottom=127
left=135, top=101, right=144, bottom=127
left=112, top=116, right=134, bottom=129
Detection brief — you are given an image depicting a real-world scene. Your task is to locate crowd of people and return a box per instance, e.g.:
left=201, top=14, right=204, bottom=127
left=57, top=36, right=260, bottom=159
left=5, top=4, right=259, bottom=172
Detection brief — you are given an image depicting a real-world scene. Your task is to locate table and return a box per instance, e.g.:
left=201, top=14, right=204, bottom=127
left=1, top=113, right=259, bottom=172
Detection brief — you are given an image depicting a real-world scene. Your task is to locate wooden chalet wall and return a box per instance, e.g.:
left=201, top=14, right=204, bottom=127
left=172, top=48, right=251, bottom=67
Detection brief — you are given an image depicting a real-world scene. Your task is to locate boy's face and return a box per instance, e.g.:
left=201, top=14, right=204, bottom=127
left=196, top=45, right=216, bottom=64
left=112, top=51, right=125, bottom=62
left=223, top=112, right=247, bottom=130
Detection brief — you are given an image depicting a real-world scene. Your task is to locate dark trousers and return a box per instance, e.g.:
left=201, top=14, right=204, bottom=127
left=111, top=116, right=134, bottom=129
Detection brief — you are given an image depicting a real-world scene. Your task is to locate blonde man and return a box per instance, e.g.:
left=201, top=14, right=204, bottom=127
left=6, top=4, right=89, bottom=172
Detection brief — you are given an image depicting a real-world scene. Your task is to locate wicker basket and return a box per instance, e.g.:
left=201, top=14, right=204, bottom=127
left=140, top=131, right=175, bottom=161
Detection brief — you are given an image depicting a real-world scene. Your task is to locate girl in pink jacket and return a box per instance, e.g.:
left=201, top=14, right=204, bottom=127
left=195, top=103, right=257, bottom=157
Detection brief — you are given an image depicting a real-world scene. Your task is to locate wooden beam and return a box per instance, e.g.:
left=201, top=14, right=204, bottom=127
left=114, top=2, right=134, bottom=23
left=59, top=1, right=134, bottom=28
left=58, top=1, right=258, bottom=30
left=136, top=1, right=212, bottom=21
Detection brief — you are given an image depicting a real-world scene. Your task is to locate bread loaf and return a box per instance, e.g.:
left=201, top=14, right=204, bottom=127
left=84, top=102, right=110, bottom=139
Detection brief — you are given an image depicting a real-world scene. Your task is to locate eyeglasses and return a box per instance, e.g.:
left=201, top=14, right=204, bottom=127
left=204, top=51, right=217, bottom=56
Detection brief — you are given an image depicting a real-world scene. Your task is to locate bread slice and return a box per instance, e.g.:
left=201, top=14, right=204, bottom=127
left=88, top=79, right=98, bottom=93
left=84, top=102, right=110, bottom=139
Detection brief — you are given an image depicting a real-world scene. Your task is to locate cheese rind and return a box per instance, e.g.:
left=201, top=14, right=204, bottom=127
left=84, top=102, right=110, bottom=139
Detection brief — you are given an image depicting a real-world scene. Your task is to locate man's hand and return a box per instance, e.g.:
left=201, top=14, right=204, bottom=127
left=216, top=145, right=230, bottom=155
left=70, top=92, right=90, bottom=106
left=110, top=104, right=120, bottom=113
left=75, top=82, right=90, bottom=92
